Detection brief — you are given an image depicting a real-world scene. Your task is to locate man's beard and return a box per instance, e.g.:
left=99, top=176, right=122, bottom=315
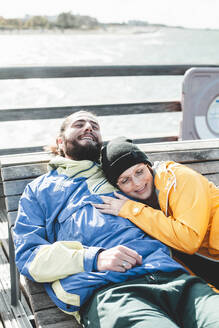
left=64, top=139, right=102, bottom=163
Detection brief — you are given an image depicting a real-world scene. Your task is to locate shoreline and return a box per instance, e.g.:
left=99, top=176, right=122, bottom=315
left=0, top=25, right=216, bottom=35
left=0, top=25, right=161, bottom=35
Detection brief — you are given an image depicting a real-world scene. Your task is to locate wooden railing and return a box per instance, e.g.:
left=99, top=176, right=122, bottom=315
left=1, top=64, right=218, bottom=155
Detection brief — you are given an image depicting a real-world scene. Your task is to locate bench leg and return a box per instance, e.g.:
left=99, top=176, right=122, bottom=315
left=8, top=224, right=21, bottom=306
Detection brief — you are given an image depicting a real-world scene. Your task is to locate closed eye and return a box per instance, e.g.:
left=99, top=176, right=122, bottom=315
left=119, top=177, right=130, bottom=185
left=135, top=168, right=144, bottom=176
left=74, top=123, right=83, bottom=128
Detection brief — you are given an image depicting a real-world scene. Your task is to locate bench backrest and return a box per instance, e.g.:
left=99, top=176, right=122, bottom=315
left=1, top=152, right=51, bottom=227
left=1, top=139, right=219, bottom=228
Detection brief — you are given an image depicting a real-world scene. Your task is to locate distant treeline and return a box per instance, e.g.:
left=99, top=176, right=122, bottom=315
left=0, top=12, right=101, bottom=30
left=0, top=12, right=151, bottom=31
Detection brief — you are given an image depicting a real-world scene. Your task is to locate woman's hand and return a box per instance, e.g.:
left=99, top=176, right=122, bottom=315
left=94, top=191, right=129, bottom=216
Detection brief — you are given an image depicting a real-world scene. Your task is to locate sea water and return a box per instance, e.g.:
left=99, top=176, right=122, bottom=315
left=0, top=27, right=219, bottom=149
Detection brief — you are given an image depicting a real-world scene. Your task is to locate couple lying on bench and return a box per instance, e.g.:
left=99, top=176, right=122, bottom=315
left=14, top=111, right=219, bottom=328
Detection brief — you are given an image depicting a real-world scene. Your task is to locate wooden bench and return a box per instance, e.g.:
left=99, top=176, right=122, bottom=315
left=1, top=138, right=219, bottom=328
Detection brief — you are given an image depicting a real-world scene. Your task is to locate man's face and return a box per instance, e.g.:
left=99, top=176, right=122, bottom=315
left=58, top=113, right=103, bottom=162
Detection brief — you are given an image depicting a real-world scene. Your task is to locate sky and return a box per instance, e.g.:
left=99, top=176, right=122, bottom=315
left=0, top=0, right=219, bottom=29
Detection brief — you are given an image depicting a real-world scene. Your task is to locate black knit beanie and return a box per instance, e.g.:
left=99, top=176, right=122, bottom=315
left=101, top=137, right=152, bottom=187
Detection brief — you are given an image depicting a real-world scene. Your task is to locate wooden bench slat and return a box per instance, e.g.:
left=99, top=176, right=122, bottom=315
left=139, top=139, right=219, bottom=153
left=149, top=149, right=219, bottom=163
left=30, top=292, right=56, bottom=312
left=42, top=322, right=79, bottom=328
left=0, top=152, right=52, bottom=167
left=8, top=211, right=17, bottom=227
left=185, top=161, right=219, bottom=175
left=26, top=279, right=45, bottom=295
left=3, top=179, right=34, bottom=196
left=1, top=163, right=48, bottom=181
left=5, top=195, right=20, bottom=212
left=204, top=173, right=219, bottom=185
left=34, top=307, right=80, bottom=328
left=41, top=320, right=79, bottom=328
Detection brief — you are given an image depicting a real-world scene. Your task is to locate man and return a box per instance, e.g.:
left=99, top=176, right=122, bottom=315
left=14, top=111, right=219, bottom=328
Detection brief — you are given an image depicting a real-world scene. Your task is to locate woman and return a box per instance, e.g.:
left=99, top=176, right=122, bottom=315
left=95, top=136, right=219, bottom=288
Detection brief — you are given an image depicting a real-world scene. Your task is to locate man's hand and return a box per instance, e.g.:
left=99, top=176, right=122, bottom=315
left=97, top=245, right=142, bottom=272
left=94, top=191, right=129, bottom=216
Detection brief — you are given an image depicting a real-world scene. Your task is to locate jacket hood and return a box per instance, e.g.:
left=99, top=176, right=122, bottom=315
left=153, top=161, right=177, bottom=216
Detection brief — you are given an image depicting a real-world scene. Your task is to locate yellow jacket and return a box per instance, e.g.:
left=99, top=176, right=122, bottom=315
left=119, top=161, right=219, bottom=262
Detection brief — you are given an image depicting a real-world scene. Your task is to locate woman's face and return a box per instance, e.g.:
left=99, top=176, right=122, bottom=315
left=117, top=163, right=154, bottom=200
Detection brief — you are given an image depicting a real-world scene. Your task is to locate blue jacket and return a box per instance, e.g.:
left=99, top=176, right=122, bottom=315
left=14, top=156, right=184, bottom=319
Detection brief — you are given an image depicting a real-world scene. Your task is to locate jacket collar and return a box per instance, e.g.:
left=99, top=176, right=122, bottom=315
left=153, top=161, right=177, bottom=215
left=48, top=156, right=116, bottom=194
left=48, top=155, right=100, bottom=178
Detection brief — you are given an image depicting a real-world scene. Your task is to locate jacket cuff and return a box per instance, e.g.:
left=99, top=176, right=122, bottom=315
left=119, top=200, right=146, bottom=218
left=84, top=247, right=104, bottom=272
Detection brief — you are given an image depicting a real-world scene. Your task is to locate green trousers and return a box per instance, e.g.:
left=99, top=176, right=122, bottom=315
left=81, top=271, right=219, bottom=328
